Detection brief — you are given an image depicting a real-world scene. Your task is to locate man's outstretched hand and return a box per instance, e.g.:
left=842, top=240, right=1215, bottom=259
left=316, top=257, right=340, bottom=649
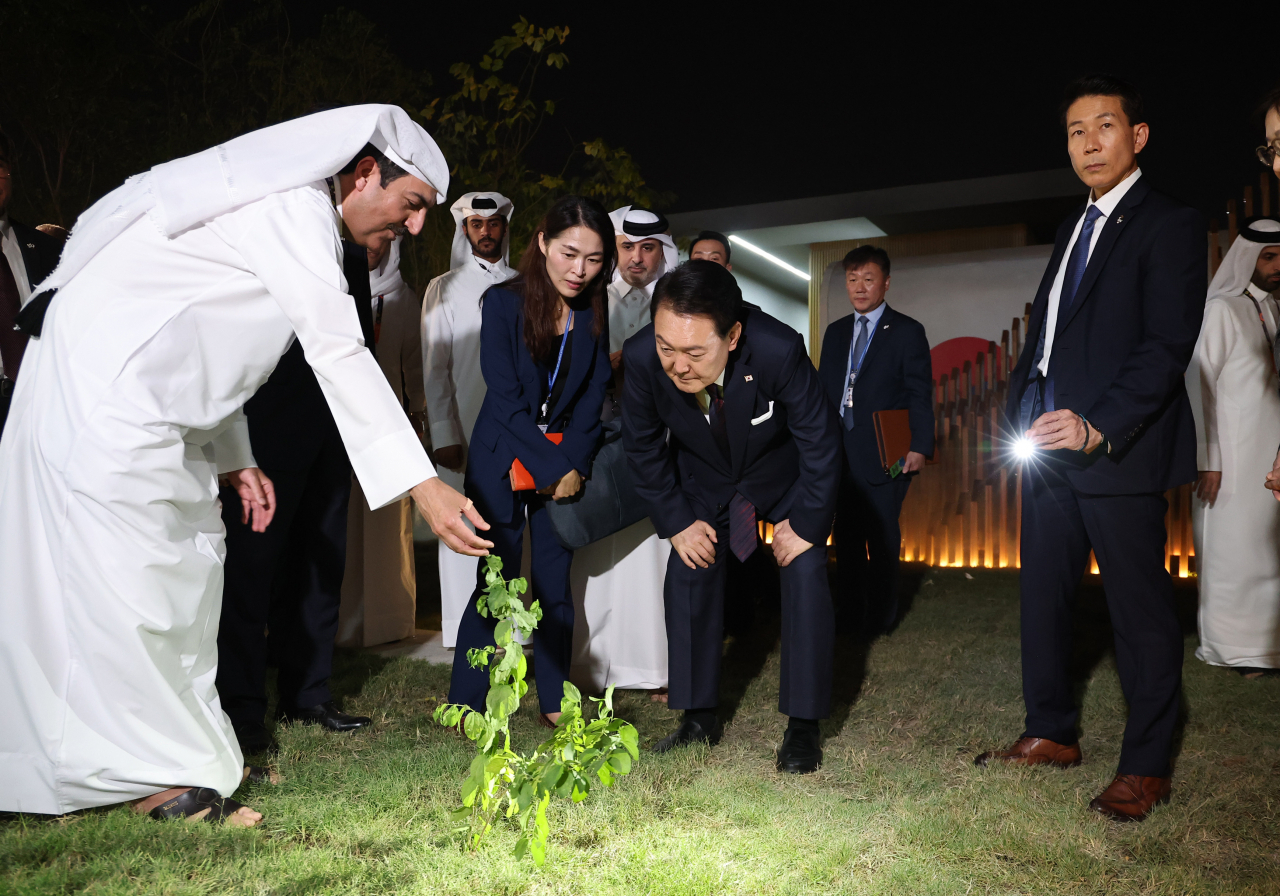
left=225, top=467, right=276, bottom=533
left=411, top=477, right=493, bottom=556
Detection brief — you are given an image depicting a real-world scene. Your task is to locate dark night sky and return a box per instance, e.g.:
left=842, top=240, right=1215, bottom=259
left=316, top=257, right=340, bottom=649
left=306, top=5, right=1271, bottom=220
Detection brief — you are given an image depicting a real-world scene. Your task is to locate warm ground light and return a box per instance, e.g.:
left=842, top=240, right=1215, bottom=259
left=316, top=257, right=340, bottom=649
left=2, top=567, right=1277, bottom=894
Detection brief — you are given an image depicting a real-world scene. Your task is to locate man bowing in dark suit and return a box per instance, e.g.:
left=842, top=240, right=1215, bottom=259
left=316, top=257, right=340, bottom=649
left=622, top=260, right=841, bottom=774
left=976, top=75, right=1206, bottom=822
left=819, top=246, right=934, bottom=636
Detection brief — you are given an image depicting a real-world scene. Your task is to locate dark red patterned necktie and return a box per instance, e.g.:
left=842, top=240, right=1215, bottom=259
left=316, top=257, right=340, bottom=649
left=706, top=383, right=757, bottom=561
left=0, top=252, right=27, bottom=380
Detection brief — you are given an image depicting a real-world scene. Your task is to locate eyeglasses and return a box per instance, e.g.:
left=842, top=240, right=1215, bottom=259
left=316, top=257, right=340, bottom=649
left=1257, top=142, right=1280, bottom=167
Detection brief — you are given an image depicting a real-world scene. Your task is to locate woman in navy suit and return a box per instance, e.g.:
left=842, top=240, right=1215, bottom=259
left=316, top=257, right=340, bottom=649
left=448, top=195, right=615, bottom=723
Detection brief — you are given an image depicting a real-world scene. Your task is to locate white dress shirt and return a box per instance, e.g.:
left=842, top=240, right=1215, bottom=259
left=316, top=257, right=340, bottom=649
left=607, top=277, right=658, bottom=354
left=1037, top=167, right=1142, bottom=378
left=842, top=300, right=888, bottom=403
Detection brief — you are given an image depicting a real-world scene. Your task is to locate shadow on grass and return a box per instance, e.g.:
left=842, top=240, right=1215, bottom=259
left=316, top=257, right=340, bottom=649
left=1066, top=574, right=1199, bottom=762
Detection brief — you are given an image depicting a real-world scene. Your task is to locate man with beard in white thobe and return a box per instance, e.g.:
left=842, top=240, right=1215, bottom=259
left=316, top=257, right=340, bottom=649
left=421, top=192, right=516, bottom=647
left=1190, top=216, right=1280, bottom=673
left=0, top=106, right=491, bottom=825
left=565, top=207, right=676, bottom=698
left=338, top=237, right=428, bottom=649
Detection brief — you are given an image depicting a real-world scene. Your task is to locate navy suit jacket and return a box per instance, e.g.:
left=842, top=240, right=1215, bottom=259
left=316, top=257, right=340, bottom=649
left=818, top=304, right=934, bottom=486
left=245, top=240, right=375, bottom=469
left=467, top=285, right=611, bottom=525
left=1005, top=177, right=1205, bottom=494
left=621, top=304, right=841, bottom=547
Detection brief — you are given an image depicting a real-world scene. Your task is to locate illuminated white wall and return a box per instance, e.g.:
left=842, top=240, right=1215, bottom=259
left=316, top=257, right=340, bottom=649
left=735, top=268, right=809, bottom=351
left=818, top=245, right=1055, bottom=352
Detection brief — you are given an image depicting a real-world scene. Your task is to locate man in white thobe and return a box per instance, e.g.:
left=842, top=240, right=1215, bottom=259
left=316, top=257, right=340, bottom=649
left=566, top=207, right=678, bottom=695
left=421, top=192, right=515, bottom=647
left=0, top=106, right=490, bottom=822
left=338, top=237, right=427, bottom=648
left=1191, top=216, right=1280, bottom=671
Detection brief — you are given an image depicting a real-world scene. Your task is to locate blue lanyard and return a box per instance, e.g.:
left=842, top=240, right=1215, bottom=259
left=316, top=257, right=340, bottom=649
left=549, top=310, right=573, bottom=391
left=845, top=317, right=872, bottom=393
left=540, top=310, right=573, bottom=424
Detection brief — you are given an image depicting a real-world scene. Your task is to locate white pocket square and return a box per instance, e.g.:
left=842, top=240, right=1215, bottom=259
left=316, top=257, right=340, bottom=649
left=751, top=401, right=774, bottom=425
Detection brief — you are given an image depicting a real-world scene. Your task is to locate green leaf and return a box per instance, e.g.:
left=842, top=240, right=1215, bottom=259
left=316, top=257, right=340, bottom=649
left=463, top=711, right=485, bottom=740
left=608, top=751, right=632, bottom=775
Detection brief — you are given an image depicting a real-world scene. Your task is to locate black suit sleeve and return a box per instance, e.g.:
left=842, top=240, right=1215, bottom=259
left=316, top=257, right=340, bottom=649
left=621, top=342, right=699, bottom=539
left=903, top=321, right=935, bottom=457
left=773, top=333, right=842, bottom=546
left=1085, top=207, right=1206, bottom=452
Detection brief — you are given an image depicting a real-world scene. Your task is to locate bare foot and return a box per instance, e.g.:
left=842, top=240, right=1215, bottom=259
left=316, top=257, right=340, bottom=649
left=649, top=688, right=669, bottom=704
left=131, top=786, right=263, bottom=827
left=243, top=765, right=282, bottom=785
left=543, top=711, right=562, bottom=724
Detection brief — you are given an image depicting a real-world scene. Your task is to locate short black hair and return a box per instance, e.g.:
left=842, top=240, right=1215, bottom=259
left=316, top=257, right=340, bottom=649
left=338, top=142, right=409, bottom=185
left=689, top=230, right=731, bottom=262
left=0, top=130, right=11, bottom=168
left=1258, top=83, right=1280, bottom=123
left=651, top=260, right=743, bottom=338
left=841, top=245, right=890, bottom=276
left=1059, top=74, right=1144, bottom=129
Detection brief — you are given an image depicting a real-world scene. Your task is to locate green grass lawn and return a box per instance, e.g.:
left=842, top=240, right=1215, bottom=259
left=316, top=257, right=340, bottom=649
left=4, top=566, right=1279, bottom=895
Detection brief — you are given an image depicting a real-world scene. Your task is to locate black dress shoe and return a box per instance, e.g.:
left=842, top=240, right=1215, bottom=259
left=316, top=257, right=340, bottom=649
left=653, top=716, right=723, bottom=753
left=776, top=726, right=822, bottom=774
left=278, top=700, right=371, bottom=732
left=233, top=720, right=278, bottom=755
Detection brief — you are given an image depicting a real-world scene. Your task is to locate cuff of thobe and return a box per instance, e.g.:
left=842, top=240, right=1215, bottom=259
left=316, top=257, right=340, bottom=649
left=429, top=419, right=464, bottom=451
left=351, top=428, right=437, bottom=510
left=1204, top=444, right=1222, bottom=471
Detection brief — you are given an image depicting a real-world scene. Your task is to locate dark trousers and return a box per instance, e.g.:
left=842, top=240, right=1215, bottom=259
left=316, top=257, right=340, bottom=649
left=1019, top=470, right=1183, bottom=777
left=833, top=473, right=910, bottom=635
left=665, top=489, right=834, bottom=719
left=216, top=435, right=352, bottom=728
left=449, top=491, right=574, bottom=715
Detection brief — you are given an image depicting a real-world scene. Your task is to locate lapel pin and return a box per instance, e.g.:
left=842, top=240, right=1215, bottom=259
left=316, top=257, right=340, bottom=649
left=1115, top=214, right=1125, bottom=224
left=744, top=374, right=753, bottom=382
left=26, top=243, right=35, bottom=249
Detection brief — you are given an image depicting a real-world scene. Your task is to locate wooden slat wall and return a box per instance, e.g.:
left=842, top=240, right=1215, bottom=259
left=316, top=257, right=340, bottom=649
left=892, top=307, right=1196, bottom=577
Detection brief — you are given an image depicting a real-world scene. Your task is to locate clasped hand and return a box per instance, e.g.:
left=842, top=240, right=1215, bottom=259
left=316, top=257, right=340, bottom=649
left=225, top=467, right=276, bottom=533
left=539, top=468, right=583, bottom=501
left=1027, top=409, right=1103, bottom=453
left=670, top=517, right=813, bottom=570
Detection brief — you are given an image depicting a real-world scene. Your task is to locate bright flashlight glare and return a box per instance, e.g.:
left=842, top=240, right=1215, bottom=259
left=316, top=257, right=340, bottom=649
left=1013, top=437, right=1036, bottom=460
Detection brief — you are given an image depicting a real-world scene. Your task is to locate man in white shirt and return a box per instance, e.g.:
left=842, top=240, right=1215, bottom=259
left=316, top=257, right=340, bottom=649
left=421, top=191, right=515, bottom=646
left=606, top=206, right=679, bottom=374
left=1192, top=220, right=1280, bottom=674
left=0, top=106, right=490, bottom=825
left=976, top=76, right=1205, bottom=823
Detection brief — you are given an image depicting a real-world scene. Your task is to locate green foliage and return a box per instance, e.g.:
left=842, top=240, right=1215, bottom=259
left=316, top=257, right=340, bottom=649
left=0, top=5, right=671, bottom=290
left=432, top=556, right=640, bottom=867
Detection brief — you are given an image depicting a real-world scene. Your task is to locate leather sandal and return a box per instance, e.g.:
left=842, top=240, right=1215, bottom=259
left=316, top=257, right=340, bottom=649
left=147, top=787, right=251, bottom=823
left=537, top=713, right=557, bottom=729
left=244, top=766, right=276, bottom=785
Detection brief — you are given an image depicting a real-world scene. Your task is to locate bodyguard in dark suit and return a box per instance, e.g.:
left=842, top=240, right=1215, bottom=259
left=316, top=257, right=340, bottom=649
left=216, top=239, right=378, bottom=753
left=818, top=246, right=934, bottom=636
left=976, top=76, right=1206, bottom=823
left=622, top=261, right=841, bottom=773
left=0, top=131, right=63, bottom=437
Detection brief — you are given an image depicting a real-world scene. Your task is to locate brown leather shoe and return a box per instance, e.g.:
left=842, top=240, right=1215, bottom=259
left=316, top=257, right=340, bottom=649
left=1088, top=774, right=1171, bottom=822
left=974, top=736, right=1082, bottom=769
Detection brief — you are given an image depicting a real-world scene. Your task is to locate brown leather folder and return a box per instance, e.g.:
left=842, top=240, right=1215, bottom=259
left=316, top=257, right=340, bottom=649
left=872, top=409, right=938, bottom=474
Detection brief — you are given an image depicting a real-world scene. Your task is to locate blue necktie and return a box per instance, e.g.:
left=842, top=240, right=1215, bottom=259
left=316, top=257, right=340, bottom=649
left=1023, top=204, right=1104, bottom=422
left=842, top=316, right=869, bottom=431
